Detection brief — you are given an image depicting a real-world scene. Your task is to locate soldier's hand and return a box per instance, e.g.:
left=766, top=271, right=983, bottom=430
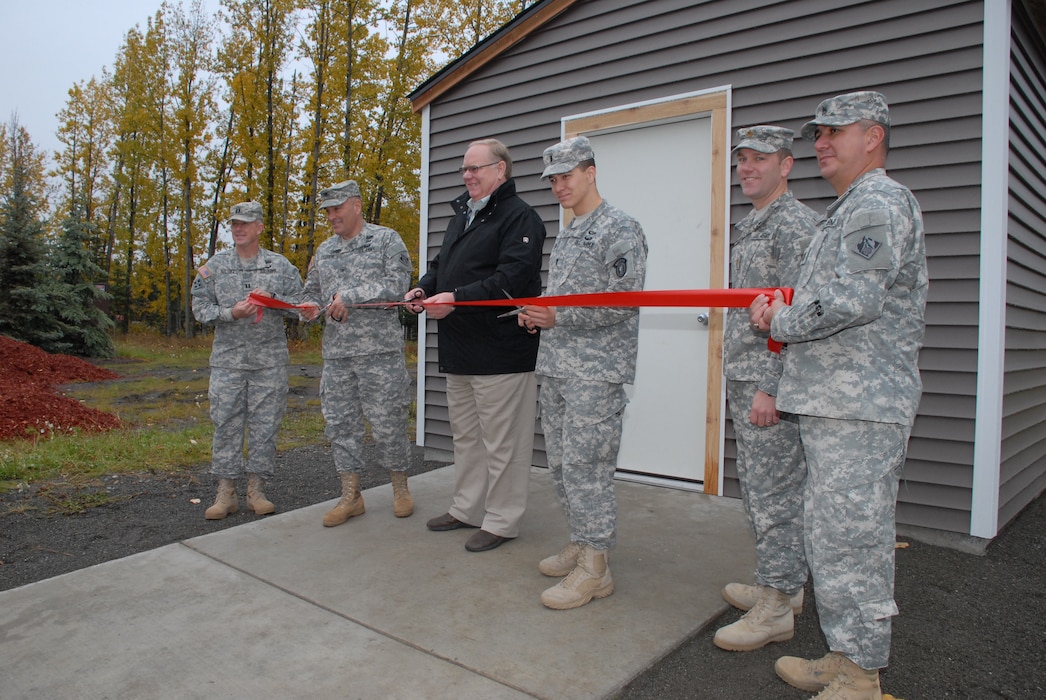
left=328, top=293, right=348, bottom=323
left=749, top=390, right=779, bottom=427
left=749, top=294, right=770, bottom=331
left=519, top=305, right=555, bottom=330
left=300, top=302, right=321, bottom=322
left=231, top=298, right=257, bottom=320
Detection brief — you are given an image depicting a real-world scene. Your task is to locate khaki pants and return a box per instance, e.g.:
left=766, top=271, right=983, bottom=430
left=445, top=372, right=537, bottom=538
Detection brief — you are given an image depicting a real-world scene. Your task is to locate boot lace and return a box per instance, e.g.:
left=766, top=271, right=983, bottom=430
left=743, top=588, right=784, bottom=623
left=557, top=542, right=582, bottom=564
left=558, top=561, right=588, bottom=589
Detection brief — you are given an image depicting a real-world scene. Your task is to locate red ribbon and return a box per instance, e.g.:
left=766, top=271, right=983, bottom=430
left=448, top=288, right=793, bottom=352
left=246, top=288, right=792, bottom=351
left=449, top=288, right=792, bottom=309
left=244, top=292, right=300, bottom=323
left=247, top=292, right=302, bottom=311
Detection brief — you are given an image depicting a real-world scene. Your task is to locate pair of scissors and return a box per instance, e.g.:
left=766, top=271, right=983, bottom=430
left=496, top=289, right=526, bottom=318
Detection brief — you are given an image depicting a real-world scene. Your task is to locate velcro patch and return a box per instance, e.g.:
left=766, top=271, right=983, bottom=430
left=613, top=257, right=628, bottom=278
left=854, top=236, right=881, bottom=260
left=197, top=265, right=211, bottom=279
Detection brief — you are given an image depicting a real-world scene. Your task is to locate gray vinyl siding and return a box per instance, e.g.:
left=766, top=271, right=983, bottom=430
left=416, top=0, right=995, bottom=534
left=1001, top=2, right=1046, bottom=527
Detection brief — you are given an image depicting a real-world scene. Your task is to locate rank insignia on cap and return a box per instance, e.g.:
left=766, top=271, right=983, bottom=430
left=854, top=236, right=882, bottom=260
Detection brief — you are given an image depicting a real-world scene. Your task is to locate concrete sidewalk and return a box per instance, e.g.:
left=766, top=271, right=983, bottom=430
left=0, top=466, right=753, bottom=699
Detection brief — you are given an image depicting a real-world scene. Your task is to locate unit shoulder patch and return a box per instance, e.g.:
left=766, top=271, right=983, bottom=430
left=854, top=236, right=882, bottom=260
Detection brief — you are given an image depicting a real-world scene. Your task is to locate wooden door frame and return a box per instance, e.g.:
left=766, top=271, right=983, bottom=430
left=563, top=88, right=730, bottom=494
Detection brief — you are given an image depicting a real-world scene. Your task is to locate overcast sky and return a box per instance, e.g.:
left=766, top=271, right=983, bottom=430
left=0, top=1, right=216, bottom=161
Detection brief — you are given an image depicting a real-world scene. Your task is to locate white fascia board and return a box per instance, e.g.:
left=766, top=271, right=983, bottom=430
left=971, top=0, right=1011, bottom=538
left=415, top=105, right=432, bottom=446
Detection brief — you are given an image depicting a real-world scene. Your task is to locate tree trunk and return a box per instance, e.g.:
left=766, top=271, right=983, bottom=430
left=182, top=133, right=194, bottom=339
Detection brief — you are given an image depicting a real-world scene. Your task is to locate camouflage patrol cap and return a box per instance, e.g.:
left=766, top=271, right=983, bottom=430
left=801, top=91, right=890, bottom=141
left=541, top=135, right=596, bottom=179
left=732, top=125, right=794, bottom=154
left=318, top=180, right=362, bottom=209
left=229, top=201, right=263, bottom=223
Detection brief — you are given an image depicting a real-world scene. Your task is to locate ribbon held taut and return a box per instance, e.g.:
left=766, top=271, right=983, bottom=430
left=445, top=288, right=792, bottom=310
left=246, top=288, right=792, bottom=351
left=425, top=288, right=793, bottom=352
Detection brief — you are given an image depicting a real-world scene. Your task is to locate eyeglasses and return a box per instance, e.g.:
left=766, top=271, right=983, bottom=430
left=458, top=161, right=501, bottom=175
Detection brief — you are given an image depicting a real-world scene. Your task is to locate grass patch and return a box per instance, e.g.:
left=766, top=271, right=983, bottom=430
left=84, top=374, right=211, bottom=428
left=1, top=333, right=418, bottom=490
left=278, top=404, right=328, bottom=449
left=111, top=332, right=214, bottom=369
left=34, top=482, right=129, bottom=515
left=0, top=424, right=214, bottom=484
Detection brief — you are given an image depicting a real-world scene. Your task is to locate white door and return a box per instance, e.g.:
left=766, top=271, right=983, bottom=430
left=565, top=91, right=727, bottom=490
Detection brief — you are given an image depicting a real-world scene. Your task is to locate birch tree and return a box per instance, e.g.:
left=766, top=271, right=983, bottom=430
left=219, top=0, right=299, bottom=251
left=53, top=76, right=115, bottom=263
left=107, top=17, right=169, bottom=332
left=31, top=0, right=550, bottom=335
left=168, top=0, right=217, bottom=337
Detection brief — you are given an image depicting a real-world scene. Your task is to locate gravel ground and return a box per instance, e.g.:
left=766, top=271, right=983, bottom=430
left=615, top=491, right=1046, bottom=700
left=2, top=444, right=1044, bottom=699
left=0, top=443, right=447, bottom=592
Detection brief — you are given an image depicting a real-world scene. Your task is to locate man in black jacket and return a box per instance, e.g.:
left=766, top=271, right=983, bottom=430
left=406, top=138, right=546, bottom=552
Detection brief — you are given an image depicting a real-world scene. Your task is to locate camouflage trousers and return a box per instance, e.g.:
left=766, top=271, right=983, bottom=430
left=320, top=352, right=411, bottom=474
left=726, top=380, right=808, bottom=595
left=540, top=377, right=628, bottom=551
left=800, top=415, right=909, bottom=670
left=208, top=365, right=288, bottom=480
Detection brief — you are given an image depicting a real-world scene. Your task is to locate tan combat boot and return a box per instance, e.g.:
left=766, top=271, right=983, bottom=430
left=246, top=473, right=275, bottom=515
left=775, top=651, right=855, bottom=692
left=810, top=656, right=882, bottom=699
left=390, top=470, right=414, bottom=518
left=204, top=478, right=239, bottom=520
left=538, top=542, right=582, bottom=577
left=323, top=472, right=365, bottom=527
left=540, top=545, right=614, bottom=610
left=714, top=586, right=794, bottom=651
left=722, top=582, right=804, bottom=615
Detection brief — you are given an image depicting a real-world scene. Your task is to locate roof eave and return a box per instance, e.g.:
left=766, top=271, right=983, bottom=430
left=409, top=0, right=581, bottom=114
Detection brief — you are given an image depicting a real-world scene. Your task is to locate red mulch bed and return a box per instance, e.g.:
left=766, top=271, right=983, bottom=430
left=0, top=335, right=122, bottom=441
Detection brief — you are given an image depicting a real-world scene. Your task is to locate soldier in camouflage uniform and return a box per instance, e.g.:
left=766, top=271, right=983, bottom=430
left=715, top=126, right=816, bottom=652
left=191, top=201, right=304, bottom=520
left=752, top=92, right=927, bottom=700
left=300, top=180, right=414, bottom=526
left=518, top=135, right=648, bottom=610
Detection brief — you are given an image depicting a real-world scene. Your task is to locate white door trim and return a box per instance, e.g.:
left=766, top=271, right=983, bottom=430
left=558, top=86, right=731, bottom=494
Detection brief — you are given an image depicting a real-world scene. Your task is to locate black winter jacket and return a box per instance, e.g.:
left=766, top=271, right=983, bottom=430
left=418, top=179, right=545, bottom=375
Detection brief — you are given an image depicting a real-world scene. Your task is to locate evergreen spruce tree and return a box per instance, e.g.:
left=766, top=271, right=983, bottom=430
left=42, top=208, right=116, bottom=358
left=0, top=131, right=61, bottom=349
